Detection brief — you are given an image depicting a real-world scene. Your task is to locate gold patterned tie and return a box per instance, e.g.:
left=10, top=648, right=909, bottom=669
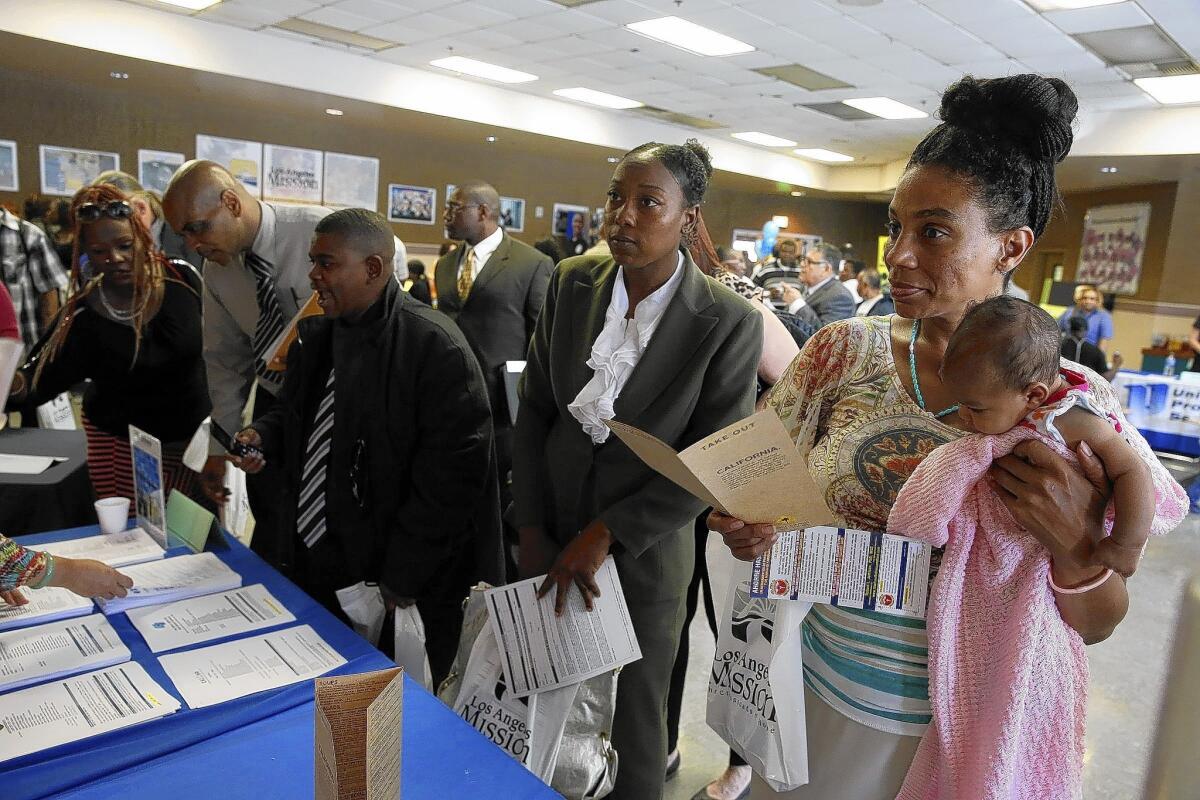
left=457, top=247, right=477, bottom=301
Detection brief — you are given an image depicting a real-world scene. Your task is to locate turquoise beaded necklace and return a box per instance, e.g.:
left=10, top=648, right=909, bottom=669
left=908, top=319, right=960, bottom=419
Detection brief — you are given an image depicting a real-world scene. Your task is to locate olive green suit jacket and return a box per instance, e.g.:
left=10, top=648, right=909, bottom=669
left=512, top=251, right=763, bottom=600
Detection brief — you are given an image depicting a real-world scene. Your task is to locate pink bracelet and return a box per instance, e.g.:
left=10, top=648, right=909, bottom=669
left=1048, top=566, right=1113, bottom=594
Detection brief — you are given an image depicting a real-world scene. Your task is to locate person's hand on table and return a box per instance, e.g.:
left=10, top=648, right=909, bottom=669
left=200, top=454, right=231, bottom=504
left=231, top=428, right=266, bottom=475
left=537, top=520, right=612, bottom=615
left=708, top=509, right=779, bottom=562
left=54, top=557, right=133, bottom=600
left=379, top=583, right=415, bottom=612
left=777, top=285, right=802, bottom=306
left=518, top=525, right=558, bottom=580
left=1, top=588, right=28, bottom=606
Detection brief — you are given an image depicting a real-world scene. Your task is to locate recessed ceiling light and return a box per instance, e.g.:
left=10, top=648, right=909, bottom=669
left=1100, top=166, right=1119, bottom=173
left=153, top=0, right=222, bottom=9
left=772, top=215, right=789, bottom=228
left=109, top=71, right=128, bottom=79
left=626, top=17, right=755, bottom=57
left=794, top=148, right=855, bottom=163
left=1134, top=74, right=1200, bottom=104
left=790, top=190, right=806, bottom=197
left=325, top=108, right=344, bottom=116
left=553, top=87, right=643, bottom=110
left=842, top=97, right=928, bottom=120
left=485, top=136, right=498, bottom=143
left=429, top=56, right=537, bottom=84
left=606, top=156, right=620, bottom=163
left=1024, top=0, right=1123, bottom=10
left=732, top=131, right=797, bottom=147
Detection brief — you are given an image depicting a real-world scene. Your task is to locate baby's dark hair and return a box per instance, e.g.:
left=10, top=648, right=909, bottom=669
left=946, top=296, right=1061, bottom=391
left=622, top=138, right=714, bottom=207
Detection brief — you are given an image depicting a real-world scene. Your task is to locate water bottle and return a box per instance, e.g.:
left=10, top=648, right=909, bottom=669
left=1164, top=353, right=1176, bottom=377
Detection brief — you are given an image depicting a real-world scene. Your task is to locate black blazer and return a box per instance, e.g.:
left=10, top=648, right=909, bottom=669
left=434, top=232, right=553, bottom=421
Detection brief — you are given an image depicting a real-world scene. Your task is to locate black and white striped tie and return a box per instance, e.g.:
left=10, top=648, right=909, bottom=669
left=246, top=251, right=287, bottom=380
left=296, top=369, right=335, bottom=549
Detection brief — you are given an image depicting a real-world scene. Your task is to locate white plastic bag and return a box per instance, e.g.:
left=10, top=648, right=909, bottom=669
left=707, top=579, right=810, bottom=792
left=393, top=605, right=432, bottom=690
left=335, top=581, right=386, bottom=647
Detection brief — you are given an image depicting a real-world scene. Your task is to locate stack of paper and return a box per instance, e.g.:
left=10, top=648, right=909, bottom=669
left=30, top=528, right=165, bottom=568
left=128, top=584, right=296, bottom=653
left=0, top=587, right=93, bottom=633
left=96, top=552, right=241, bottom=614
left=0, top=663, right=180, bottom=763
left=0, top=614, right=131, bottom=692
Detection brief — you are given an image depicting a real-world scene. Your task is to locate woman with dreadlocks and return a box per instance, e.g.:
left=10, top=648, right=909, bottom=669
left=8, top=184, right=210, bottom=510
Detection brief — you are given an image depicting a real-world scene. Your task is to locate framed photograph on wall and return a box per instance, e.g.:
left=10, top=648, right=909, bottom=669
left=195, top=134, right=262, bottom=196
left=0, top=140, right=17, bottom=192
left=500, top=196, right=525, bottom=232
left=387, top=184, right=437, bottom=225
left=137, top=149, right=184, bottom=196
left=39, top=145, right=120, bottom=197
left=552, top=203, right=588, bottom=237
left=323, top=152, right=379, bottom=211
left=263, top=144, right=323, bottom=204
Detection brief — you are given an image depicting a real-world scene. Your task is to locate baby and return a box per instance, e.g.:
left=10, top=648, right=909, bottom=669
left=940, top=295, right=1153, bottom=578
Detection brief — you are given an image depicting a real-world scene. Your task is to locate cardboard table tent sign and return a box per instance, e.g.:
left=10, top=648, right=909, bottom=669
left=315, top=667, right=404, bottom=800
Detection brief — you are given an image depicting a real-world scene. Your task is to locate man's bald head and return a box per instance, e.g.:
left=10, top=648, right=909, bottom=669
left=162, top=160, right=261, bottom=265
left=444, top=180, right=501, bottom=245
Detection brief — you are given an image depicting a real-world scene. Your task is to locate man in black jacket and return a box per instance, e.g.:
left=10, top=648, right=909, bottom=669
left=233, top=209, right=503, bottom=683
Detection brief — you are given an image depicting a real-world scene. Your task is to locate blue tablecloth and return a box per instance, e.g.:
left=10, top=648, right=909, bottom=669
left=4, top=526, right=558, bottom=800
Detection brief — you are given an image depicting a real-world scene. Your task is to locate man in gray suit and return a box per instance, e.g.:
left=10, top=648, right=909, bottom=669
left=435, top=181, right=553, bottom=525
left=778, top=242, right=856, bottom=328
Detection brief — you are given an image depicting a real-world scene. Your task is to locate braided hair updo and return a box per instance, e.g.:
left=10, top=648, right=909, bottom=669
left=910, top=74, right=1078, bottom=239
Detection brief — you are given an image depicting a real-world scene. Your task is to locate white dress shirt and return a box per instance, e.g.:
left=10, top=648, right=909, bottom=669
left=843, top=277, right=861, bottom=304
left=568, top=253, right=685, bottom=443
left=458, top=226, right=504, bottom=279
left=856, top=294, right=884, bottom=316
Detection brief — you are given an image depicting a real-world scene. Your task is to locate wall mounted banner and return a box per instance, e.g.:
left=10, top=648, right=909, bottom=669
left=264, top=144, right=323, bottom=204
left=1075, top=202, right=1151, bottom=296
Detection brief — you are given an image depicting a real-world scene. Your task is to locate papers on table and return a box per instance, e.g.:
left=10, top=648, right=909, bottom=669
left=485, top=556, right=641, bottom=699
left=0, top=614, right=130, bottom=692
left=0, top=586, right=93, bottom=632
left=95, top=552, right=242, bottom=614
left=0, top=662, right=180, bottom=763
left=0, top=453, right=64, bottom=475
left=128, top=584, right=296, bottom=653
left=30, top=528, right=165, bottom=568
left=158, top=625, right=347, bottom=709
left=752, top=526, right=931, bottom=619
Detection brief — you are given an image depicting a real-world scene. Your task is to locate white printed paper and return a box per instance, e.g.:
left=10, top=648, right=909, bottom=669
left=128, top=584, right=295, bottom=653
left=0, top=663, right=180, bottom=763
left=0, top=587, right=93, bottom=632
left=95, top=552, right=242, bottom=614
left=0, top=614, right=130, bottom=691
left=751, top=527, right=930, bottom=619
left=0, top=454, right=62, bottom=474
left=484, top=557, right=641, bottom=698
left=31, top=528, right=165, bottom=568
left=158, top=625, right=347, bottom=708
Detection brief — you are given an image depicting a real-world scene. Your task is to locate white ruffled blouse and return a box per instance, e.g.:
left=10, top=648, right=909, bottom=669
left=568, top=253, right=685, bottom=444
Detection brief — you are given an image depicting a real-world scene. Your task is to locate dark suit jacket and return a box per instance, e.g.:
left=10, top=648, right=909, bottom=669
left=435, top=232, right=554, bottom=421
left=859, top=294, right=895, bottom=316
left=805, top=278, right=856, bottom=326
left=512, top=251, right=762, bottom=600
left=252, top=279, right=504, bottom=603
left=407, top=276, right=432, bottom=305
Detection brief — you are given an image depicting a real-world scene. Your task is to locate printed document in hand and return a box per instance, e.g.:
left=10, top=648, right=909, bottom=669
left=0, top=614, right=130, bottom=692
left=31, top=528, right=165, bottom=568
left=0, top=587, right=93, bottom=632
left=158, top=625, right=347, bottom=708
left=128, top=584, right=296, bottom=653
left=95, top=552, right=241, bottom=614
left=0, top=662, right=180, bottom=763
left=485, top=556, right=641, bottom=699
left=752, top=526, right=931, bottom=619
left=605, top=409, right=836, bottom=532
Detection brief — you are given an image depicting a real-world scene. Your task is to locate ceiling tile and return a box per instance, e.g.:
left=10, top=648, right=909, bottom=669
left=1044, top=2, right=1154, bottom=35
left=233, top=0, right=322, bottom=14
left=299, top=7, right=381, bottom=32
left=198, top=4, right=291, bottom=27
left=327, top=0, right=415, bottom=22
left=361, top=13, right=474, bottom=40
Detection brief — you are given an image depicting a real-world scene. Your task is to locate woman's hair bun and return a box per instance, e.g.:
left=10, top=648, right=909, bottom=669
left=684, top=138, right=714, bottom=180
left=939, top=74, right=1078, bottom=164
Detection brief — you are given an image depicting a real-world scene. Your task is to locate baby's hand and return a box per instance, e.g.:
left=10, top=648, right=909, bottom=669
left=1092, top=536, right=1144, bottom=578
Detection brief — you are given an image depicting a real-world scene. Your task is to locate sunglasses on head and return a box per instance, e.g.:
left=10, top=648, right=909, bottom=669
left=76, top=201, right=133, bottom=223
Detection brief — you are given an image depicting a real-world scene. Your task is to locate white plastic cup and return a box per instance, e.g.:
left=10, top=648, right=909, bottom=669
left=95, top=497, right=131, bottom=534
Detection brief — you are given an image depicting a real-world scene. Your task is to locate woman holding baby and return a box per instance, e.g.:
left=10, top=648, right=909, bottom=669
left=710, top=73, right=1186, bottom=800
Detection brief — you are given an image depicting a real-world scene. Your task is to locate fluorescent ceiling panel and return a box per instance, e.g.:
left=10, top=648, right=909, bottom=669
left=842, top=97, right=928, bottom=120
left=273, top=18, right=395, bottom=51
left=1041, top=1, right=1151, bottom=31
left=1135, top=74, right=1200, bottom=104
left=153, top=0, right=222, bottom=9
left=1073, top=27, right=1187, bottom=66
left=626, top=17, right=755, bottom=57
left=632, top=106, right=724, bottom=130
left=802, top=102, right=875, bottom=121
left=795, top=148, right=854, bottom=162
left=754, top=64, right=852, bottom=91
left=1024, top=0, right=1124, bottom=9
left=553, top=87, right=643, bottom=109
left=732, top=131, right=798, bottom=147
left=429, top=56, right=537, bottom=84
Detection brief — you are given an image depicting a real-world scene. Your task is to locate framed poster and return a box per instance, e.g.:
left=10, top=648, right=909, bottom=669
left=1075, top=202, right=1151, bottom=295
left=263, top=144, right=323, bottom=204
left=137, top=149, right=184, bottom=196
left=387, top=184, right=436, bottom=225
left=0, top=140, right=16, bottom=192
left=323, top=151, right=379, bottom=211
left=129, top=425, right=167, bottom=547
left=39, top=145, right=120, bottom=197
left=195, top=134, right=262, bottom=196
left=552, top=203, right=588, bottom=237
left=500, top=196, right=525, bottom=232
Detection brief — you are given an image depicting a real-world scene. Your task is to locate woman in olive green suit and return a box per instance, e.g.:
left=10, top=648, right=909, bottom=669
left=512, top=140, right=763, bottom=800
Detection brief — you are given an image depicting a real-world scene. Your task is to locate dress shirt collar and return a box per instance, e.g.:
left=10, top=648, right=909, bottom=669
left=856, top=295, right=883, bottom=316
left=247, top=200, right=276, bottom=265
left=466, top=226, right=504, bottom=271
left=806, top=275, right=835, bottom=296
left=0, top=209, right=19, bottom=231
